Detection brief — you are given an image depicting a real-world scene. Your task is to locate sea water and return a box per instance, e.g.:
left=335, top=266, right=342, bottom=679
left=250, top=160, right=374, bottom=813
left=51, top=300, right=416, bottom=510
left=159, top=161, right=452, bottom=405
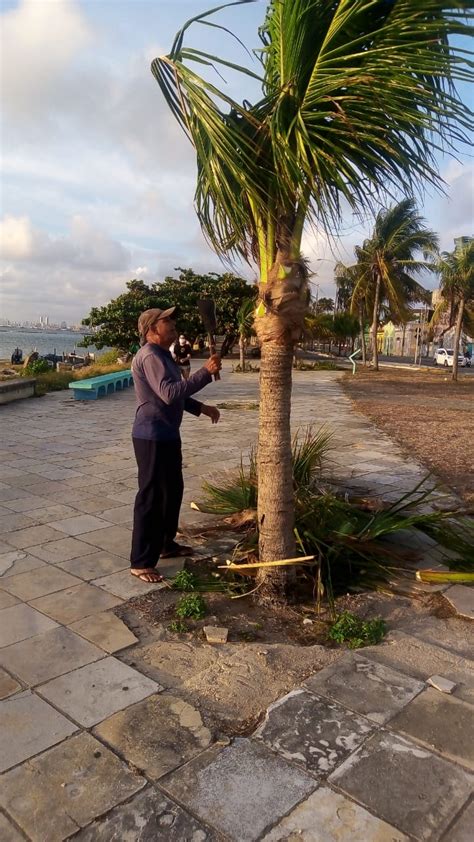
left=0, top=328, right=108, bottom=360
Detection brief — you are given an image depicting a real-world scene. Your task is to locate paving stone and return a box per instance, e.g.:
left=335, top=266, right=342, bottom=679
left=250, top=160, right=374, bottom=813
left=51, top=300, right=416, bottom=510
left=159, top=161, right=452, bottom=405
left=261, top=786, right=409, bottom=842
left=0, top=512, right=35, bottom=533
left=2, top=495, right=49, bottom=512
left=0, top=812, right=24, bottom=841
left=38, top=656, right=160, bottom=726
left=79, top=526, right=132, bottom=558
left=27, top=536, right=99, bottom=563
left=26, top=503, right=79, bottom=524
left=29, top=582, right=123, bottom=624
left=3, top=524, right=63, bottom=549
left=0, top=690, right=77, bottom=772
left=0, top=565, right=83, bottom=600
left=254, top=688, right=374, bottom=777
left=69, top=611, right=138, bottom=652
left=428, top=674, right=456, bottom=694
left=444, top=800, right=474, bottom=842
left=93, top=569, right=167, bottom=599
left=94, top=693, right=212, bottom=779
left=98, top=504, right=134, bottom=525
left=0, top=732, right=145, bottom=841
left=444, top=585, right=474, bottom=620
left=74, top=786, right=219, bottom=841
left=0, top=603, right=58, bottom=648
left=329, top=731, right=474, bottom=841
left=362, top=631, right=474, bottom=706
left=0, top=549, right=46, bottom=578
left=0, top=666, right=21, bottom=699
left=48, top=514, right=111, bottom=536
left=0, top=486, right=31, bottom=503
left=0, top=589, right=20, bottom=609
left=304, top=654, right=424, bottom=724
left=389, top=687, right=474, bottom=770
left=0, top=626, right=105, bottom=686
left=160, top=738, right=317, bottom=841
left=57, top=550, right=128, bottom=580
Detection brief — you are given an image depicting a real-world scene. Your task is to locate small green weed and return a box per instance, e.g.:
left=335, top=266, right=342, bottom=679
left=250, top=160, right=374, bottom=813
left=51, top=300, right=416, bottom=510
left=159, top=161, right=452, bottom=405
left=328, top=612, right=386, bottom=649
left=175, top=593, right=207, bottom=620
left=172, top=570, right=198, bottom=591
left=169, top=619, right=188, bottom=633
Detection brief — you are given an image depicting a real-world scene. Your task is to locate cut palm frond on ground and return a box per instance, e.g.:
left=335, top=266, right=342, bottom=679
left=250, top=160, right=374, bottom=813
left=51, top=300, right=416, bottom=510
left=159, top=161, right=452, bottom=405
left=193, top=429, right=473, bottom=604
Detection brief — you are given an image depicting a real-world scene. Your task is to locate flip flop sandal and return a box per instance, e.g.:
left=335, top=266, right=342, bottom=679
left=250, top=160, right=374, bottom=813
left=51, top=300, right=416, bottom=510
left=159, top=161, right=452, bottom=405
left=130, top=569, right=164, bottom=583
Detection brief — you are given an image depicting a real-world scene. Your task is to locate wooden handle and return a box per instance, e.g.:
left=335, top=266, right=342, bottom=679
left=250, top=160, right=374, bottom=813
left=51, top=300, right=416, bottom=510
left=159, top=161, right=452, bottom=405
left=208, top=334, right=221, bottom=380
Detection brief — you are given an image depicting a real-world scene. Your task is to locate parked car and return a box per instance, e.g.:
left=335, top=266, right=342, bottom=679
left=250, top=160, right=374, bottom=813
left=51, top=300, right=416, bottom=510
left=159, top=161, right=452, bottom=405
left=434, top=348, right=471, bottom=367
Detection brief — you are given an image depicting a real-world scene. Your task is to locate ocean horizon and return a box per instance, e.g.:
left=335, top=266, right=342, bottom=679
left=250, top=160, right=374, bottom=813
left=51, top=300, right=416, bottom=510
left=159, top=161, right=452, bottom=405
left=0, top=328, right=109, bottom=360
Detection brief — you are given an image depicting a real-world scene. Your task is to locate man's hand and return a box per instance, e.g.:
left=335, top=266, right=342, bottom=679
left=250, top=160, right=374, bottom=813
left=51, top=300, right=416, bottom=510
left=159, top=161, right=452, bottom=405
left=204, top=354, right=222, bottom=375
left=201, top=404, right=220, bottom=424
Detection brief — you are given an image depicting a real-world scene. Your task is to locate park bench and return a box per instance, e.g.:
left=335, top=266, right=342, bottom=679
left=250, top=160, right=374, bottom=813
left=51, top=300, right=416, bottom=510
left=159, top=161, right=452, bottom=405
left=68, top=370, right=133, bottom=401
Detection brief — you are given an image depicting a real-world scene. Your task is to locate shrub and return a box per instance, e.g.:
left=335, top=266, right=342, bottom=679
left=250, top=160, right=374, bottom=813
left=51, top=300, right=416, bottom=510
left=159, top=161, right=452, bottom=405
left=172, top=570, right=198, bottom=591
left=95, top=349, right=123, bottom=365
left=175, top=593, right=207, bottom=620
left=328, top=612, right=386, bottom=648
left=23, top=359, right=51, bottom=375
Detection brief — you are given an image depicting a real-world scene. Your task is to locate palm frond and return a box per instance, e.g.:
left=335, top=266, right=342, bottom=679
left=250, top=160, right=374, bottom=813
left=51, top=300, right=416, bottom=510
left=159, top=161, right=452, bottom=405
left=152, top=1, right=473, bottom=262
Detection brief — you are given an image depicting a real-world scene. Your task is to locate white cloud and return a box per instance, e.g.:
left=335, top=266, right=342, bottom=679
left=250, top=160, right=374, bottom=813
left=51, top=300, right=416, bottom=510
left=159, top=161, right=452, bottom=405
left=1, top=0, right=93, bottom=118
left=0, top=215, right=130, bottom=271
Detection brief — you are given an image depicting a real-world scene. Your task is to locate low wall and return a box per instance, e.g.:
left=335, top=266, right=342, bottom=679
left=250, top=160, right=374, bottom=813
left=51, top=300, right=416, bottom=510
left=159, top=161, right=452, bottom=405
left=0, top=378, right=36, bottom=405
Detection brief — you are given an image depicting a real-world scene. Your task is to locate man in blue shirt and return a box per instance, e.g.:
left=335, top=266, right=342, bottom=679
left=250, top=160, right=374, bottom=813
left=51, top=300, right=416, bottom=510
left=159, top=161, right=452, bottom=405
left=131, top=307, right=221, bottom=582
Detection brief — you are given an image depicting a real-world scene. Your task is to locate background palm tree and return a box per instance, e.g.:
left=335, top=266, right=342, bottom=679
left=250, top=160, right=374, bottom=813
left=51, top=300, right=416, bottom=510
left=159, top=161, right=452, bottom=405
left=236, top=296, right=257, bottom=371
left=335, top=262, right=367, bottom=363
left=350, top=200, right=437, bottom=370
left=152, top=0, right=472, bottom=600
left=432, top=242, right=474, bottom=381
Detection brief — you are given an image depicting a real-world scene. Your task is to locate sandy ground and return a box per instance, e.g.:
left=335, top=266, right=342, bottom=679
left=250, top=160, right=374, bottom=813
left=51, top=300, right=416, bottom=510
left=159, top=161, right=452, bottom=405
left=342, top=368, right=474, bottom=506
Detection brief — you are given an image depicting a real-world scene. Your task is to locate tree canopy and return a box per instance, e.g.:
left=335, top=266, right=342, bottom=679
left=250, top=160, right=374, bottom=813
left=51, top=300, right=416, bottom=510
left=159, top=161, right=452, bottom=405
left=80, top=269, right=255, bottom=350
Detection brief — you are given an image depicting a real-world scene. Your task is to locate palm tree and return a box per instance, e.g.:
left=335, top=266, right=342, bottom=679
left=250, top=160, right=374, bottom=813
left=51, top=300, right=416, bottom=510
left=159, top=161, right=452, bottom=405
left=335, top=262, right=367, bottom=363
left=236, top=296, right=256, bottom=371
left=152, top=1, right=472, bottom=600
left=350, top=200, right=437, bottom=370
left=433, top=242, right=474, bottom=381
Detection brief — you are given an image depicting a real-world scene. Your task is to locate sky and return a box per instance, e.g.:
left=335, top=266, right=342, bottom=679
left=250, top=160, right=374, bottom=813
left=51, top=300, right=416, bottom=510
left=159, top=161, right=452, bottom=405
left=0, top=0, right=473, bottom=324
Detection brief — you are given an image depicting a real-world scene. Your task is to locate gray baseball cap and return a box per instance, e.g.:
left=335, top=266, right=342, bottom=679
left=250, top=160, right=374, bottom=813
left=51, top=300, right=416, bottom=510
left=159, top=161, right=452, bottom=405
left=138, top=307, right=176, bottom=344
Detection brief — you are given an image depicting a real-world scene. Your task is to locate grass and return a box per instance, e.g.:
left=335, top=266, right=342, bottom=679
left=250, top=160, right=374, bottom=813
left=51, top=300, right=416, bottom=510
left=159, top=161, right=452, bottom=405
left=294, top=361, right=339, bottom=371
left=22, top=362, right=131, bottom=396
left=217, top=401, right=260, bottom=410
left=169, top=619, right=188, bottom=633
left=328, top=612, right=387, bottom=648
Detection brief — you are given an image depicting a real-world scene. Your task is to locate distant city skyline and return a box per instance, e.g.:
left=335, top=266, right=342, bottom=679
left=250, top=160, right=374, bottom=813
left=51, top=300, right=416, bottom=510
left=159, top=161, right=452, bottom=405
left=1, top=1, right=472, bottom=323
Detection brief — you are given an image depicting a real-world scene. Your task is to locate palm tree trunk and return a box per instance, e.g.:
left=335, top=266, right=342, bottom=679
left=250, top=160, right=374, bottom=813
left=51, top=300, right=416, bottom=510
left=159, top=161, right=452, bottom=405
left=452, top=297, right=464, bottom=382
left=371, top=272, right=381, bottom=371
left=256, top=340, right=295, bottom=603
left=358, top=303, right=367, bottom=365
left=401, top=323, right=407, bottom=357
left=239, top=335, right=245, bottom=372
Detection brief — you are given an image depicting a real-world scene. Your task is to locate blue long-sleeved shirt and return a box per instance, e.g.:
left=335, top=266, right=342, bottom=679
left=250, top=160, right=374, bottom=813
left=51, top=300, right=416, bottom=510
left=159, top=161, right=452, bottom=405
left=132, top=343, right=212, bottom=441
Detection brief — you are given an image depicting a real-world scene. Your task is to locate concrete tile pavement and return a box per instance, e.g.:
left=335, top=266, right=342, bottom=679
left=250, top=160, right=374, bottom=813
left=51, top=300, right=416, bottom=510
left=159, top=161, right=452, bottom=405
left=0, top=368, right=472, bottom=839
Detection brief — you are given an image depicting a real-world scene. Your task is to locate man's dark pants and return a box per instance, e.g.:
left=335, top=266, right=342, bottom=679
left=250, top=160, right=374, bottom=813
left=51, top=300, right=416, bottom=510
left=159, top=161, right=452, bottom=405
left=130, top=438, right=183, bottom=569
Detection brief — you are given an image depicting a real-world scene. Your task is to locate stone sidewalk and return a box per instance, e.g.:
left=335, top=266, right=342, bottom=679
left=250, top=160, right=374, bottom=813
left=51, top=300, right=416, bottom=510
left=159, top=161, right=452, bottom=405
left=0, top=367, right=473, bottom=840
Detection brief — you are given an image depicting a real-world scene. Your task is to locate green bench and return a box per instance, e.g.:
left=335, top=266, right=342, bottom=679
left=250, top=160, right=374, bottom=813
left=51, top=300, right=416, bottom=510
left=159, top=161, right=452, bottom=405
left=69, top=370, right=133, bottom=401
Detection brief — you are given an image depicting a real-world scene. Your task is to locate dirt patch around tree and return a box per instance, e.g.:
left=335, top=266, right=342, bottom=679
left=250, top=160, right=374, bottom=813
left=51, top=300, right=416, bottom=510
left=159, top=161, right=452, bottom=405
left=115, top=550, right=446, bottom=736
left=342, top=368, right=474, bottom=506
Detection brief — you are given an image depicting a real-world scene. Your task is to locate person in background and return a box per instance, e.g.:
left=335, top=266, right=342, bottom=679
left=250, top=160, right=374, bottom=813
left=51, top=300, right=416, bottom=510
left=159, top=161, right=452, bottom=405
left=130, top=308, right=221, bottom=583
left=172, top=334, right=193, bottom=379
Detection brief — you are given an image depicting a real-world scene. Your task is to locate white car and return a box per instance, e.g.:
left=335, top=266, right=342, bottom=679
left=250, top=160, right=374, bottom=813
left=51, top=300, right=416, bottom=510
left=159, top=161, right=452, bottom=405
left=434, top=348, right=471, bottom=367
